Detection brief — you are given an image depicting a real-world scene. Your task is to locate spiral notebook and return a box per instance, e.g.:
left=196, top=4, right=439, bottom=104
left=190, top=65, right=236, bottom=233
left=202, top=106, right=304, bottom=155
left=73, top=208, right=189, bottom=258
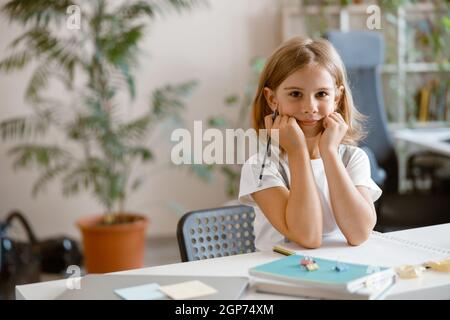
left=278, top=231, right=450, bottom=268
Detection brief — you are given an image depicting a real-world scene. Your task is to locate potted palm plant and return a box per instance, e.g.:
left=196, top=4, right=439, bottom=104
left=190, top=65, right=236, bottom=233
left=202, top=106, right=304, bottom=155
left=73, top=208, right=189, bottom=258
left=0, top=0, right=202, bottom=273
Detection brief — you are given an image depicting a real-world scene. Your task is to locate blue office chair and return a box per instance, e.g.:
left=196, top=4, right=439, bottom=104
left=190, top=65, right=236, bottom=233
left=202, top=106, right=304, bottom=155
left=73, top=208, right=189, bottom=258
left=326, top=31, right=395, bottom=192
left=326, top=30, right=450, bottom=231
left=177, top=205, right=256, bottom=262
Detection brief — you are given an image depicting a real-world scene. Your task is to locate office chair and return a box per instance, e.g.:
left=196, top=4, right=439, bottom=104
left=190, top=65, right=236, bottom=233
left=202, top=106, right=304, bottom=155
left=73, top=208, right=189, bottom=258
left=407, top=150, right=450, bottom=194
left=326, top=30, right=450, bottom=231
left=177, top=205, right=256, bottom=262
left=361, top=145, right=387, bottom=189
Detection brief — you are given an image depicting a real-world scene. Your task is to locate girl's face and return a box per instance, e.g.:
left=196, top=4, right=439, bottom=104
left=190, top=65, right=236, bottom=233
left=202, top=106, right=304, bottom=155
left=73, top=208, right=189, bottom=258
left=264, top=63, right=343, bottom=138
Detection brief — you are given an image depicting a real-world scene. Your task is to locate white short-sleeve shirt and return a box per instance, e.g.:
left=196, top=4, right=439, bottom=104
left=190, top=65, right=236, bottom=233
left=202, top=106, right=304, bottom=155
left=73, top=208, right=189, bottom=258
left=238, top=143, right=382, bottom=251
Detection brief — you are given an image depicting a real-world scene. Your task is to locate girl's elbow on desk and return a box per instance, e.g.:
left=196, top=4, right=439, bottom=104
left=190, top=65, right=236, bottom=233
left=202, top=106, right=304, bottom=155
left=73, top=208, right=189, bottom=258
left=344, top=209, right=377, bottom=246
left=291, top=235, right=366, bottom=248
left=291, top=233, right=368, bottom=248
left=290, top=234, right=322, bottom=249
left=345, top=229, right=372, bottom=246
left=301, top=239, right=322, bottom=249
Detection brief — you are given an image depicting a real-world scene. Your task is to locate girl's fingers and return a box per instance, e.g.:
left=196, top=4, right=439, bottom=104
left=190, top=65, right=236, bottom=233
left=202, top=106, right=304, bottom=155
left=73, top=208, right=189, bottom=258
left=264, top=114, right=273, bottom=132
left=287, top=117, right=297, bottom=126
left=322, top=116, right=330, bottom=128
left=273, top=114, right=281, bottom=127
left=267, top=113, right=310, bottom=131
left=328, top=113, right=338, bottom=120
left=324, top=115, right=337, bottom=125
left=330, top=112, right=344, bottom=123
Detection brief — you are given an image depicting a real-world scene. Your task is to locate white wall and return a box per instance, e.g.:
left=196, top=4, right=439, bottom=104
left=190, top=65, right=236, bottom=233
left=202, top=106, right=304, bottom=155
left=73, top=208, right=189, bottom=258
left=0, top=0, right=282, bottom=240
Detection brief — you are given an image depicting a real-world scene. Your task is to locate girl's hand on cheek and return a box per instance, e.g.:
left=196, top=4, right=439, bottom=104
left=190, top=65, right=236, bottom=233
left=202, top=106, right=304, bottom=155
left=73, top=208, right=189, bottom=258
left=319, top=112, right=348, bottom=155
left=265, top=114, right=307, bottom=155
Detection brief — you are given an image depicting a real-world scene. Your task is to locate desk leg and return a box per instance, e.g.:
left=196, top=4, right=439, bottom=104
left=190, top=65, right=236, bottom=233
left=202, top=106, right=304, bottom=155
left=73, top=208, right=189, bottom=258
left=395, top=139, right=412, bottom=194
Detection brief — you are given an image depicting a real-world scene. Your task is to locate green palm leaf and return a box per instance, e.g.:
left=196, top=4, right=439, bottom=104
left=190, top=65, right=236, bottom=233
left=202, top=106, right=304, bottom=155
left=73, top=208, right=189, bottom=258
left=8, top=144, right=71, bottom=170
left=155, top=0, right=207, bottom=15
left=128, top=146, right=153, bottom=162
left=2, top=0, right=74, bottom=26
left=25, top=63, right=52, bottom=101
left=0, top=110, right=53, bottom=140
left=62, top=158, right=109, bottom=193
left=117, top=115, right=153, bottom=141
left=117, top=62, right=136, bottom=99
left=115, top=1, right=155, bottom=20
left=99, top=24, right=144, bottom=66
left=152, top=80, right=198, bottom=118
left=32, top=163, right=70, bottom=197
left=0, top=51, right=33, bottom=72
left=4, top=28, right=80, bottom=79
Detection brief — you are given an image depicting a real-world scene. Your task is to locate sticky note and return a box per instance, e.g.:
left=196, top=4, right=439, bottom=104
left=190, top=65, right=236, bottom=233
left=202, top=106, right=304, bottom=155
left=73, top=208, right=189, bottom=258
left=159, top=280, right=217, bottom=300
left=114, top=283, right=168, bottom=300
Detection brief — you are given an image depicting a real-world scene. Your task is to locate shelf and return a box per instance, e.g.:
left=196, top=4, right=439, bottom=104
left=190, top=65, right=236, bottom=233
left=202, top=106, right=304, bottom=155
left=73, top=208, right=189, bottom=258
left=382, top=63, right=450, bottom=74
left=388, top=121, right=450, bottom=131
left=301, top=4, right=368, bottom=15
left=283, top=2, right=443, bottom=16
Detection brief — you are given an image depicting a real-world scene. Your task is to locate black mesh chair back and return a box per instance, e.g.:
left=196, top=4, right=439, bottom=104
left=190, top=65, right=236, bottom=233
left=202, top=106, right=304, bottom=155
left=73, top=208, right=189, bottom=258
left=177, top=205, right=256, bottom=262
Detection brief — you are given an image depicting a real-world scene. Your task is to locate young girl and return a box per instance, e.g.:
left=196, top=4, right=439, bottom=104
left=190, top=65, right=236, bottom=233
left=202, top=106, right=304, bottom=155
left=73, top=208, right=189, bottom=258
left=238, top=36, right=382, bottom=251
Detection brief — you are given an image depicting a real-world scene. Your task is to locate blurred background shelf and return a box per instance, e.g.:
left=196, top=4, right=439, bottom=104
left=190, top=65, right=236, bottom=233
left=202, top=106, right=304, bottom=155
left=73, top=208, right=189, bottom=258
left=282, top=0, right=450, bottom=193
left=382, top=63, right=450, bottom=74
left=282, top=0, right=449, bottom=129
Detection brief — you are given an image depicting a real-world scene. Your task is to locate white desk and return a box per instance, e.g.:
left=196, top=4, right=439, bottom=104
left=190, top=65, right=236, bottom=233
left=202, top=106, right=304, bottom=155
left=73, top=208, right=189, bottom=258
left=392, top=127, right=450, bottom=157
left=391, top=127, right=450, bottom=191
left=16, top=223, right=450, bottom=300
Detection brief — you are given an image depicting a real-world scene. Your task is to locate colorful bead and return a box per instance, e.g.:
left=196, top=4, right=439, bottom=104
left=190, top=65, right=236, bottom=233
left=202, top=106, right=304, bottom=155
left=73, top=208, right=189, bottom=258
left=306, top=263, right=319, bottom=271
left=333, top=262, right=349, bottom=272
left=300, top=256, right=315, bottom=266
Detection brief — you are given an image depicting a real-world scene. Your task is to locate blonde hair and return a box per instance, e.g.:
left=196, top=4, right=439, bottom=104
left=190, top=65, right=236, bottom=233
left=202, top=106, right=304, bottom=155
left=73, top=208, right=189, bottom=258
left=252, top=36, right=366, bottom=146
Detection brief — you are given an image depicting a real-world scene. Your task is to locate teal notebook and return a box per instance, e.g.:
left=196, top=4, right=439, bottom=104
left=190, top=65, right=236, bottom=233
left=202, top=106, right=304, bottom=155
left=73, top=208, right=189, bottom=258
left=249, top=254, right=396, bottom=293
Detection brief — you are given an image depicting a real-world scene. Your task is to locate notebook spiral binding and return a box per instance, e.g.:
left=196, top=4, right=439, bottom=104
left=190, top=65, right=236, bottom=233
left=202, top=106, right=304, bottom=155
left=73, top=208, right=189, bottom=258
left=371, top=231, right=450, bottom=256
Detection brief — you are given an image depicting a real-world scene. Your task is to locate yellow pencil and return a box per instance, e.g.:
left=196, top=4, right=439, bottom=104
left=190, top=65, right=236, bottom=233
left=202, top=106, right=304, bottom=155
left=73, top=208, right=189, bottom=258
left=273, top=245, right=295, bottom=256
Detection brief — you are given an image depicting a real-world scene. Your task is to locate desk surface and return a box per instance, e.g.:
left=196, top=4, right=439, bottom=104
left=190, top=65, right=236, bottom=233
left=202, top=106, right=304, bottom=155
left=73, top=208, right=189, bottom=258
left=392, top=127, right=450, bottom=157
left=16, top=223, right=450, bottom=300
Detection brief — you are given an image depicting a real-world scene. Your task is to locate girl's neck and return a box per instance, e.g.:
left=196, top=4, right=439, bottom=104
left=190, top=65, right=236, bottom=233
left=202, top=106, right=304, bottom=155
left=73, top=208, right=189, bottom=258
left=305, top=135, right=321, bottom=159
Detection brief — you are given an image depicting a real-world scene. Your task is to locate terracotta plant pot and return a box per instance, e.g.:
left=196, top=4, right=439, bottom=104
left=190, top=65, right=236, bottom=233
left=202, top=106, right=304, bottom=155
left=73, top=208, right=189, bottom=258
left=76, top=213, right=149, bottom=274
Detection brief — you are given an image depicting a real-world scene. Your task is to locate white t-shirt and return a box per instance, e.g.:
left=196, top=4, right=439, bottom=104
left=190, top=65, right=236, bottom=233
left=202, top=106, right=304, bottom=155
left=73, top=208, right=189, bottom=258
left=238, top=143, right=382, bottom=251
